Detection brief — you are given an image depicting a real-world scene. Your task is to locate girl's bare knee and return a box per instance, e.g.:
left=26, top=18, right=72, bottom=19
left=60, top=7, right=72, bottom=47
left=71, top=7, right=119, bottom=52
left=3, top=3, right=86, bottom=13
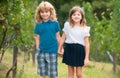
left=76, top=73, right=82, bottom=78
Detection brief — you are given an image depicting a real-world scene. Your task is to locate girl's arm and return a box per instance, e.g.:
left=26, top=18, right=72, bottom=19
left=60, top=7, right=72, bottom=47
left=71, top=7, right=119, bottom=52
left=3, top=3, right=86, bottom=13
left=58, top=32, right=66, bottom=55
left=35, top=35, right=39, bottom=49
left=84, top=36, right=90, bottom=66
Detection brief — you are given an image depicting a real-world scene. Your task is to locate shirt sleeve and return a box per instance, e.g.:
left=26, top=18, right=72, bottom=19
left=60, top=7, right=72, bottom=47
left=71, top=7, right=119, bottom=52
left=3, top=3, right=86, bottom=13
left=62, top=22, right=69, bottom=34
left=55, top=21, right=60, bottom=32
left=34, top=23, right=39, bottom=34
left=84, top=26, right=90, bottom=37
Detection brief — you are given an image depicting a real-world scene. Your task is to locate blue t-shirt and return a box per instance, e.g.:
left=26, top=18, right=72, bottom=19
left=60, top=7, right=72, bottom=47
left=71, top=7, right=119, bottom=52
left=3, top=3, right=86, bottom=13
left=34, top=20, right=60, bottom=53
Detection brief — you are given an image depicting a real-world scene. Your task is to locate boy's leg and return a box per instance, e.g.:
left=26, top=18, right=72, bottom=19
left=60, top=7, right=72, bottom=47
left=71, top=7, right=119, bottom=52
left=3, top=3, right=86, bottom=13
left=68, top=65, right=74, bottom=78
left=45, top=53, right=58, bottom=78
left=37, top=51, right=46, bottom=77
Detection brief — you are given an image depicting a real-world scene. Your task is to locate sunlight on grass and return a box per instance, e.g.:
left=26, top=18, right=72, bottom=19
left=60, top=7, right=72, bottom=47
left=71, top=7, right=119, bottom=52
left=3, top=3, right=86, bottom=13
left=58, top=56, right=68, bottom=78
left=0, top=51, right=119, bottom=78
left=83, top=61, right=118, bottom=78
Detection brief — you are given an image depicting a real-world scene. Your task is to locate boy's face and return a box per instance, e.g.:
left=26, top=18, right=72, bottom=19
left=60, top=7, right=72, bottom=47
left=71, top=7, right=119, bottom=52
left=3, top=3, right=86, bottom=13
left=71, top=11, right=82, bottom=23
left=40, top=10, right=50, bottom=21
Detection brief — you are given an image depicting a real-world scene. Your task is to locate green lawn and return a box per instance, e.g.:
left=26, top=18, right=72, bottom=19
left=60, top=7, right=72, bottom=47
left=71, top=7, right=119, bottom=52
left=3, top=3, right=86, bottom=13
left=0, top=51, right=119, bottom=78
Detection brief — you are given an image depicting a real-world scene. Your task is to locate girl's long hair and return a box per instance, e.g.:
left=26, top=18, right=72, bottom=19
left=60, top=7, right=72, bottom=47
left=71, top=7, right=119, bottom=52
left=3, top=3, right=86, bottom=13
left=35, top=1, right=57, bottom=23
left=69, top=6, right=86, bottom=27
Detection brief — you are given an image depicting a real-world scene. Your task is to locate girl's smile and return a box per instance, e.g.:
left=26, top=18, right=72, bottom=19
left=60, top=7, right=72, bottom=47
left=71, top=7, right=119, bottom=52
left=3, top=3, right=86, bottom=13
left=71, top=11, right=82, bottom=23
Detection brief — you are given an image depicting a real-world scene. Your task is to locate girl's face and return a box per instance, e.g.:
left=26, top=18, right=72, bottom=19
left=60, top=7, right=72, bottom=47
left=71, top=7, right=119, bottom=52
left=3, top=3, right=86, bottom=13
left=40, top=10, right=50, bottom=21
left=71, top=11, right=82, bottom=23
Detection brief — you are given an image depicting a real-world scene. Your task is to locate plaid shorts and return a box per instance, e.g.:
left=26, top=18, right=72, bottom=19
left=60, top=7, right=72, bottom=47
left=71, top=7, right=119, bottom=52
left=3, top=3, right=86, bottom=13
left=36, top=50, right=58, bottom=78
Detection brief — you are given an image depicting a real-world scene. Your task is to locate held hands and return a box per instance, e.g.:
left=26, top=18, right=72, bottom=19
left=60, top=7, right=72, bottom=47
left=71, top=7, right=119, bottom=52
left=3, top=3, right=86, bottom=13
left=84, top=58, right=90, bottom=67
left=58, top=47, right=64, bottom=56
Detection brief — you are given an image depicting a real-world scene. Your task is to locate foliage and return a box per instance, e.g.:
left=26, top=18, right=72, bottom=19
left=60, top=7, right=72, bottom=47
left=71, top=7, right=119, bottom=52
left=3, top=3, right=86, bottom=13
left=110, top=0, right=120, bottom=65
left=92, top=0, right=112, bottom=20
left=0, top=0, right=38, bottom=52
left=0, top=0, right=119, bottom=66
left=0, top=0, right=120, bottom=77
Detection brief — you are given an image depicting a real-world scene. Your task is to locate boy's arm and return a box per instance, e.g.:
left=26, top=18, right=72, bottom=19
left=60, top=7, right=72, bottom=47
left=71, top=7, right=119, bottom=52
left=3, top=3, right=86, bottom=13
left=56, top=32, right=60, bottom=45
left=35, top=34, right=39, bottom=49
left=58, top=32, right=66, bottom=55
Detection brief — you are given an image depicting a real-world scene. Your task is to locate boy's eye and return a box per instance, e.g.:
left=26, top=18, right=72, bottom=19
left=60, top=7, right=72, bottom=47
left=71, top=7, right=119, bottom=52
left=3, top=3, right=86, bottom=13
left=40, top=11, right=49, bottom=13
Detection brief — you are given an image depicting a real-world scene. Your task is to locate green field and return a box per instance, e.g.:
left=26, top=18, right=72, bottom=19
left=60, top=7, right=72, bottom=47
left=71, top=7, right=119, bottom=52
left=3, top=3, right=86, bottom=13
left=0, top=51, right=119, bottom=78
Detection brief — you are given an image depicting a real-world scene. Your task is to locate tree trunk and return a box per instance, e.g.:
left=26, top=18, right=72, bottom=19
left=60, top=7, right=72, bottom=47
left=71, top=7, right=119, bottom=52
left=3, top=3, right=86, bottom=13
left=95, top=50, right=98, bottom=61
left=32, top=45, right=36, bottom=65
left=106, top=51, right=116, bottom=73
left=12, top=46, right=18, bottom=78
left=112, top=53, right=116, bottom=73
left=0, top=49, right=5, bottom=63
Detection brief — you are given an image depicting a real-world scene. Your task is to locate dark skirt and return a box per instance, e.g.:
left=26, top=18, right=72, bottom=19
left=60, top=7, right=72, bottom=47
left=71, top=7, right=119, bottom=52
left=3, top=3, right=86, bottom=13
left=62, top=43, right=85, bottom=67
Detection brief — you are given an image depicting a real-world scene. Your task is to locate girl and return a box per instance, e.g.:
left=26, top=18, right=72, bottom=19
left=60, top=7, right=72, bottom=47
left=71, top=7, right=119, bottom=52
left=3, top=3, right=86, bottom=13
left=58, top=6, right=90, bottom=78
left=34, top=1, right=60, bottom=78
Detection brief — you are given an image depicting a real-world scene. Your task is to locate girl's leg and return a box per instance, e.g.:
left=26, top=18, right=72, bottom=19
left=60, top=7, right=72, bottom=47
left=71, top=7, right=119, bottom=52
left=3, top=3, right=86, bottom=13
left=76, top=67, right=82, bottom=78
left=68, top=65, right=74, bottom=78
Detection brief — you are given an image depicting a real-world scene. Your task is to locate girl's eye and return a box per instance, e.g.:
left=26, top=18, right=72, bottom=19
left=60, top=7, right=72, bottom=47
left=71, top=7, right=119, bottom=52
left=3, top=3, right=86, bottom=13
left=73, top=14, right=76, bottom=16
left=40, top=11, right=44, bottom=13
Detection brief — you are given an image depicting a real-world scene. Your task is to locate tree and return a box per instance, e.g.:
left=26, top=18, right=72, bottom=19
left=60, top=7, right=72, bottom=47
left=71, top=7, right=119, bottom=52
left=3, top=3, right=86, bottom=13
left=0, top=0, right=38, bottom=77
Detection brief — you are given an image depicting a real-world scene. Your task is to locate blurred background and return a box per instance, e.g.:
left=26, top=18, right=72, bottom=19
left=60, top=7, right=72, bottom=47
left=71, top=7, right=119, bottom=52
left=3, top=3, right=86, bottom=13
left=0, top=0, right=120, bottom=78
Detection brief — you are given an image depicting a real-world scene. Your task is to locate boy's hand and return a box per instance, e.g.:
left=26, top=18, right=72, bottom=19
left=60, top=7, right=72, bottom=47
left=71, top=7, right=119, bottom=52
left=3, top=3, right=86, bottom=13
left=35, top=48, right=40, bottom=56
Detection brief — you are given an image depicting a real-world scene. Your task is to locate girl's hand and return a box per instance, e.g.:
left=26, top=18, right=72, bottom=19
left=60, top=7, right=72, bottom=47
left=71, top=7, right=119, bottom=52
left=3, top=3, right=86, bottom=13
left=58, top=47, right=64, bottom=56
left=84, top=58, right=89, bottom=67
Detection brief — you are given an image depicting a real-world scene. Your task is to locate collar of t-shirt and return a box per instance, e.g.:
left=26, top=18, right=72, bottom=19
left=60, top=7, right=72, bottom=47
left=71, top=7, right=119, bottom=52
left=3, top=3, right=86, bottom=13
left=42, top=20, right=52, bottom=23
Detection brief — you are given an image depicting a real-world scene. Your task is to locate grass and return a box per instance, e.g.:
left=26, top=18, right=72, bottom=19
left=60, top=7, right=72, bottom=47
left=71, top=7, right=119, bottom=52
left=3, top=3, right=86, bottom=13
left=0, top=50, right=119, bottom=78
left=82, top=62, right=118, bottom=78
